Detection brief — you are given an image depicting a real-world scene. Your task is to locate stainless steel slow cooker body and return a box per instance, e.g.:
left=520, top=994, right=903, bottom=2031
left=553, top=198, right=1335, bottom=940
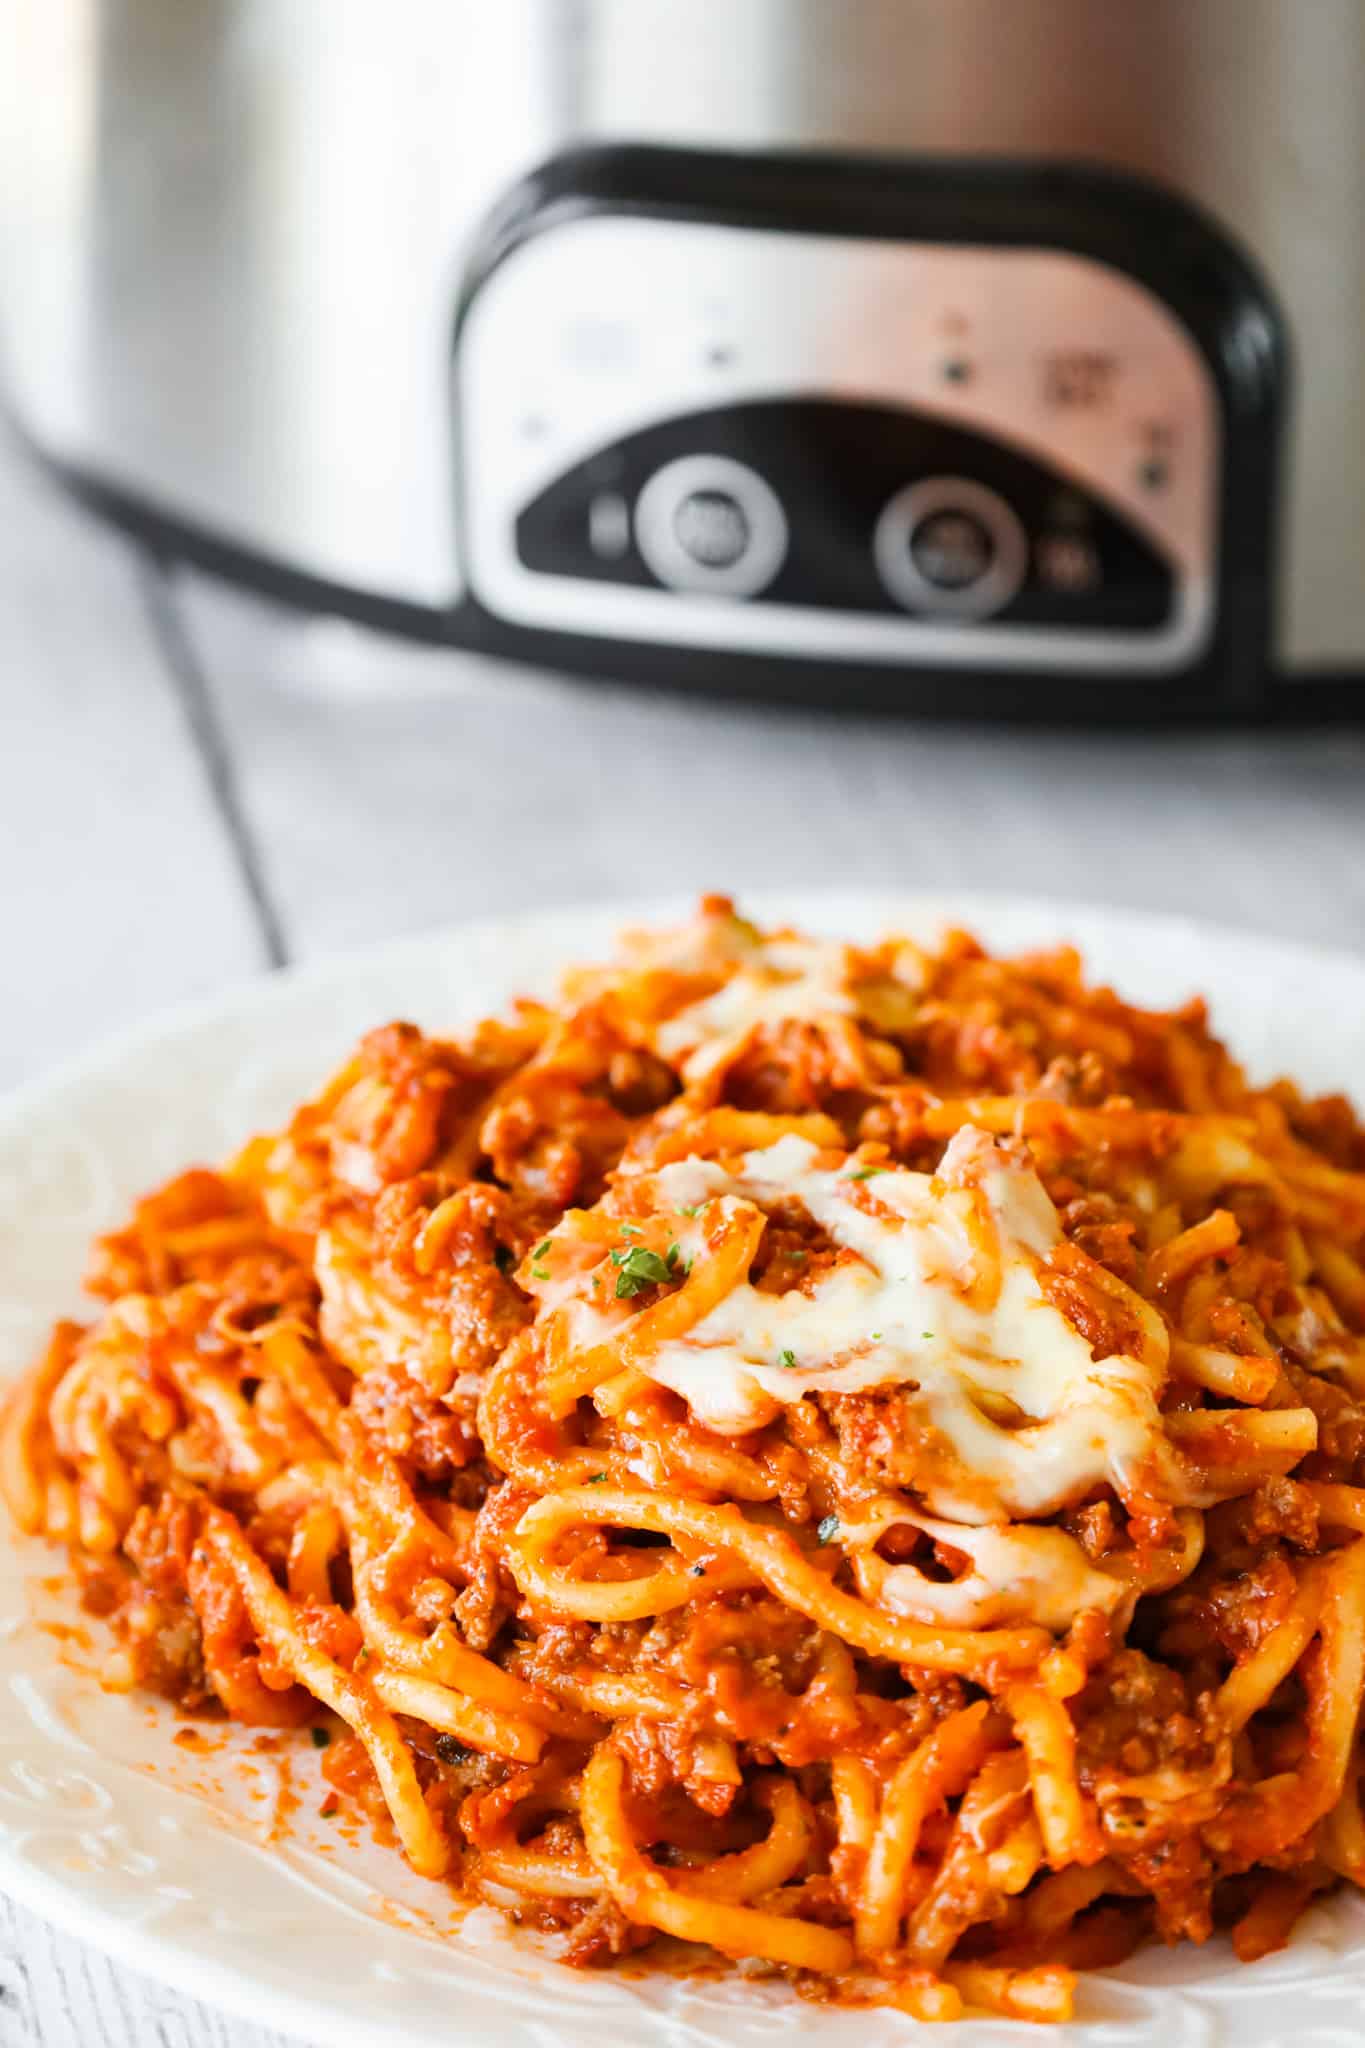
left=3, top=0, right=1361, bottom=717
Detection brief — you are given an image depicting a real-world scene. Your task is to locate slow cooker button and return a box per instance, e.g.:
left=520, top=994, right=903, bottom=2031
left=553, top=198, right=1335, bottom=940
left=634, top=454, right=788, bottom=597
left=672, top=489, right=752, bottom=571
left=908, top=509, right=995, bottom=591
left=873, top=477, right=1029, bottom=620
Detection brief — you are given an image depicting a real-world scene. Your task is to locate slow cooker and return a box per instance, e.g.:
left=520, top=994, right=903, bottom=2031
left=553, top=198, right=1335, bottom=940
left=3, top=0, right=1363, bottom=720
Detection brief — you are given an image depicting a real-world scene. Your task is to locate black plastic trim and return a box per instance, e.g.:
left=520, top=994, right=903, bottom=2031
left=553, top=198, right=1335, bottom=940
left=2, top=410, right=470, bottom=650
left=9, top=404, right=1362, bottom=727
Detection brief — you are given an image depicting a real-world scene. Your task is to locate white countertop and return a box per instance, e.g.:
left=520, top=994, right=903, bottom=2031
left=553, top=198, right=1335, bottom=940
left=3, top=427, right=1364, bottom=2046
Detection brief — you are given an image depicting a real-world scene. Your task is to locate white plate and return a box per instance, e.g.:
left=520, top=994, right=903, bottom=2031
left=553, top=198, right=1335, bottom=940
left=5, top=891, right=1365, bottom=2048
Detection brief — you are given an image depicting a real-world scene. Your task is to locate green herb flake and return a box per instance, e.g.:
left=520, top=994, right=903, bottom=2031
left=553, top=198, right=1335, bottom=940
left=530, top=1265, right=549, bottom=1281
left=614, top=1246, right=675, bottom=1299
left=870, top=1331, right=883, bottom=1343
left=310, top=1727, right=331, bottom=1749
left=817, top=1515, right=840, bottom=1545
left=848, top=1166, right=887, bottom=1182
left=680, top=1205, right=700, bottom=1218
left=922, top=1331, right=935, bottom=1341
left=618, top=1222, right=642, bottom=1238
left=586, top=1473, right=608, bottom=1486
left=778, top=1349, right=798, bottom=1370
left=534, top=1239, right=552, bottom=1259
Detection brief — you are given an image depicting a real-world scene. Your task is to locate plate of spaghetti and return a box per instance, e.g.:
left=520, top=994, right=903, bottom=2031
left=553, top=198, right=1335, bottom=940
left=5, top=891, right=1365, bottom=2048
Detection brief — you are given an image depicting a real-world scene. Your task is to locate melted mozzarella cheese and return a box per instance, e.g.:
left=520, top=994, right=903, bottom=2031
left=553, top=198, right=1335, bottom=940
left=655, top=938, right=856, bottom=1083
left=843, top=1504, right=1128, bottom=1632
left=634, top=1129, right=1172, bottom=1526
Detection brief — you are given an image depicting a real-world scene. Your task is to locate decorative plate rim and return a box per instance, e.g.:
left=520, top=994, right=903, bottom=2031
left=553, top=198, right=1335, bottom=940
left=4, top=889, right=1365, bottom=2048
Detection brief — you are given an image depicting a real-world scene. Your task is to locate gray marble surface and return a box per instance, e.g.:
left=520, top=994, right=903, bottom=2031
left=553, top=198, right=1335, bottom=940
left=2, top=425, right=1364, bottom=2044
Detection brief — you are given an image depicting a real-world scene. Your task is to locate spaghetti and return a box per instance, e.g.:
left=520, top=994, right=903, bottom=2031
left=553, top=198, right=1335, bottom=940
left=8, top=897, right=1365, bottom=2021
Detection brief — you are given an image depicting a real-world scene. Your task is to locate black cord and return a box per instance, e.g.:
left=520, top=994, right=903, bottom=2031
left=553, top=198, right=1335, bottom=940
left=135, top=550, right=290, bottom=970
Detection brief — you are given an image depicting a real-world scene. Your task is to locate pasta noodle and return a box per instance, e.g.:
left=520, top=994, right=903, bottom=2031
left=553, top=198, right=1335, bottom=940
left=7, top=895, right=1365, bottom=2020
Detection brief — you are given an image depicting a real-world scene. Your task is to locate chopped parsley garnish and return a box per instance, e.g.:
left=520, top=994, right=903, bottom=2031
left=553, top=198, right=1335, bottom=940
left=922, top=1330, right=935, bottom=1341
left=680, top=1205, right=701, bottom=1218
left=310, top=1726, right=331, bottom=1748
left=613, top=1245, right=677, bottom=1298
left=817, top=1515, right=840, bottom=1545
left=530, top=1264, right=549, bottom=1281
left=778, top=1349, right=798, bottom=1369
left=493, top=1244, right=515, bottom=1275
left=848, top=1166, right=887, bottom=1181
left=586, top=1472, right=608, bottom=1485
left=870, top=1331, right=883, bottom=1343
left=618, top=1222, right=642, bottom=1238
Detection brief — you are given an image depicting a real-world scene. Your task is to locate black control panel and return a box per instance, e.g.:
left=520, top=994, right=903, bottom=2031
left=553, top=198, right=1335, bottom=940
left=514, top=399, right=1175, bottom=632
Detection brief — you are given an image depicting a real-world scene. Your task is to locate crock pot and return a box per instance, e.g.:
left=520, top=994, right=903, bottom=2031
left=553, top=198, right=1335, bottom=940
left=3, top=0, right=1362, bottom=719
